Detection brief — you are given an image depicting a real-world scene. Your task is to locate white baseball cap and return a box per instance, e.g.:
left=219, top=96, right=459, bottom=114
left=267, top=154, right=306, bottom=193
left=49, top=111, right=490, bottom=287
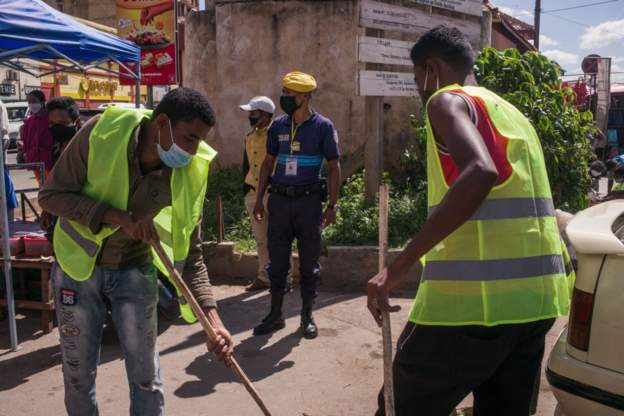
left=239, top=96, right=275, bottom=114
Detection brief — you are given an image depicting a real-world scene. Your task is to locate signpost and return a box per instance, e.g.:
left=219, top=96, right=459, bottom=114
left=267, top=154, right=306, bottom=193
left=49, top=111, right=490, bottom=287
left=0, top=83, right=16, bottom=96
left=358, top=70, right=416, bottom=97
left=595, top=58, right=612, bottom=136
left=358, top=36, right=412, bottom=66
left=360, top=0, right=481, bottom=45
left=412, top=0, right=482, bottom=17
left=358, top=0, right=482, bottom=200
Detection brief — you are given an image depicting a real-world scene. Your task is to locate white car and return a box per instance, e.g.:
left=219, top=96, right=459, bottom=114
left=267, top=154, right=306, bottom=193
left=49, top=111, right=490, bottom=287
left=97, top=102, right=145, bottom=109
left=547, top=200, right=624, bottom=415
left=4, top=101, right=29, bottom=149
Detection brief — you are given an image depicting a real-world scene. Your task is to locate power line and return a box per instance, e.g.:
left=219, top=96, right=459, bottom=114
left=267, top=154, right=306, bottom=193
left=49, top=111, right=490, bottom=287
left=543, top=12, right=591, bottom=27
left=542, top=0, right=620, bottom=13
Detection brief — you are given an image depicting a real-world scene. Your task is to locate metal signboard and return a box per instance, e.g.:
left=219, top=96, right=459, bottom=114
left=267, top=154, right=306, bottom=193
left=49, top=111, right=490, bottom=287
left=358, top=70, right=417, bottom=97
left=358, top=36, right=413, bottom=66
left=360, top=0, right=480, bottom=44
left=412, top=0, right=482, bottom=17
left=0, top=84, right=16, bottom=96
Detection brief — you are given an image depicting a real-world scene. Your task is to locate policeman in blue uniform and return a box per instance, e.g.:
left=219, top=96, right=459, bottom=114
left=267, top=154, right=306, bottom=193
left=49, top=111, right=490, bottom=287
left=252, top=72, right=341, bottom=339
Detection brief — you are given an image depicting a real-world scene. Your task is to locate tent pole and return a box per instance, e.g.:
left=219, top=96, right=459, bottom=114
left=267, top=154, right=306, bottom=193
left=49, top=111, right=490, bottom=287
left=0, top=142, right=18, bottom=351
left=135, top=64, right=141, bottom=109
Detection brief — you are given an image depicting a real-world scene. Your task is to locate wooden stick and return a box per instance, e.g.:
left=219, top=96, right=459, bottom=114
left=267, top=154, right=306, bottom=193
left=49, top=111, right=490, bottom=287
left=378, top=184, right=395, bottom=416
left=152, top=242, right=273, bottom=416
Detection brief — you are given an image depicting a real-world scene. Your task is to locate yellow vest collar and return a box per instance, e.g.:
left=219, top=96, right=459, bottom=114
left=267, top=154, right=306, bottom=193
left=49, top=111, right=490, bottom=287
left=424, top=83, right=463, bottom=108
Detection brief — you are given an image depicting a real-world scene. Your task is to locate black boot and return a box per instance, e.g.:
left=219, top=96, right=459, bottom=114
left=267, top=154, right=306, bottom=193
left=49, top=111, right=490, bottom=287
left=300, top=299, right=318, bottom=339
left=254, top=292, right=286, bottom=336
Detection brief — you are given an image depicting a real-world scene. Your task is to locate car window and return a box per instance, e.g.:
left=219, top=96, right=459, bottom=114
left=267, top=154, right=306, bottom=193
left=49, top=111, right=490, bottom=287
left=7, top=107, right=27, bottom=121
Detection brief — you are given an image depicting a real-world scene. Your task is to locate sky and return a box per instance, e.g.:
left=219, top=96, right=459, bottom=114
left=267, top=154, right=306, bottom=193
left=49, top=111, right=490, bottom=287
left=491, top=0, right=624, bottom=82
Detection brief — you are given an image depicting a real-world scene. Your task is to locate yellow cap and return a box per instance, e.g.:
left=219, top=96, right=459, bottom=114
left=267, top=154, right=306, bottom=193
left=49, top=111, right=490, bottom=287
left=282, top=71, right=317, bottom=93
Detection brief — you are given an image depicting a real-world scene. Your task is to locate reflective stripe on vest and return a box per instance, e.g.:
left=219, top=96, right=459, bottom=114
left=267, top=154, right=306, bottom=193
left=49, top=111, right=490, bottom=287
left=429, top=197, right=555, bottom=220
left=408, top=84, right=572, bottom=327
left=58, top=218, right=99, bottom=257
left=423, top=254, right=565, bottom=281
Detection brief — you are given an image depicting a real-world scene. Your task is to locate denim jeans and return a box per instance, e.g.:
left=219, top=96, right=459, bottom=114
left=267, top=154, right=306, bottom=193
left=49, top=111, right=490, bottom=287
left=52, top=263, right=164, bottom=416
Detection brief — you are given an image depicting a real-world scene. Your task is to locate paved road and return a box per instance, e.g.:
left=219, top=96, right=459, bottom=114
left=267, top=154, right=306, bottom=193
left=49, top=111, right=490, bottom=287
left=5, top=151, right=39, bottom=193
left=4, top=151, right=41, bottom=220
left=0, top=286, right=565, bottom=416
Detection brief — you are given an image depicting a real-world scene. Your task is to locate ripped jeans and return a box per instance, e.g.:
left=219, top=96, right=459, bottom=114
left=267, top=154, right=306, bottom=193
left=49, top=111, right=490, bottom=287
left=52, top=263, right=164, bottom=416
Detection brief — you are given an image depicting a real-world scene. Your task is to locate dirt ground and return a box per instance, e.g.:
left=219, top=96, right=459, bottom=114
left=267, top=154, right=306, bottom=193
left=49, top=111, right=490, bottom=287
left=0, top=285, right=565, bottom=416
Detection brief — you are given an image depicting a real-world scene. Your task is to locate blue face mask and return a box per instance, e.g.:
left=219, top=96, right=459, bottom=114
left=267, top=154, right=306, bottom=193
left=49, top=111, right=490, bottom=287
left=157, top=120, right=192, bottom=168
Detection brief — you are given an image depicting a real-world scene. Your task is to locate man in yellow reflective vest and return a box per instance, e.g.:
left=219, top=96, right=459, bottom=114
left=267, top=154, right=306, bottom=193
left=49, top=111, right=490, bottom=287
left=368, top=27, right=573, bottom=416
left=39, top=88, right=233, bottom=416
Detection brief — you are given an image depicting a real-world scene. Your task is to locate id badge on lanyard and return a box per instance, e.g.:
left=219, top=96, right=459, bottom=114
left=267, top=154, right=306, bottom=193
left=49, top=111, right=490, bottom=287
left=285, top=157, right=298, bottom=176
left=286, top=121, right=300, bottom=176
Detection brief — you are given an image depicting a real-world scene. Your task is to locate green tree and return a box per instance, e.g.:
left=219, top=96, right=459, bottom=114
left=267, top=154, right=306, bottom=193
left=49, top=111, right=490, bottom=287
left=475, top=48, right=594, bottom=211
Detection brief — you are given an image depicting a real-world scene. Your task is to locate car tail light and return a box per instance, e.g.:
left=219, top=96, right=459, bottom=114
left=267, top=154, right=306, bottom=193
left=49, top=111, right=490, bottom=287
left=568, top=288, right=595, bottom=351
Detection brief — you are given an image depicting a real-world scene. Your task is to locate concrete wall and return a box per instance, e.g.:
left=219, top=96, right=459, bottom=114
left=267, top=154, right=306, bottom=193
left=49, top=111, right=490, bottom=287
left=187, top=1, right=366, bottom=170
left=204, top=242, right=423, bottom=291
left=184, top=0, right=481, bottom=176
left=43, top=0, right=117, bottom=27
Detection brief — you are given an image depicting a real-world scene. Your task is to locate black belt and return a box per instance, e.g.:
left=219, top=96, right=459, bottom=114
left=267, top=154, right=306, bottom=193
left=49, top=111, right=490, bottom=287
left=270, top=182, right=322, bottom=197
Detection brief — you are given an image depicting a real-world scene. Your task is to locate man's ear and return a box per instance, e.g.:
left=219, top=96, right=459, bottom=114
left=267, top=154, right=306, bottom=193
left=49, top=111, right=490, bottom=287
left=155, top=112, right=170, bottom=127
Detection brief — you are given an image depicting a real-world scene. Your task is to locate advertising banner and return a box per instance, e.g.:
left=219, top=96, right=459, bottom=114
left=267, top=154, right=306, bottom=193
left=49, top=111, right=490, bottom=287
left=117, top=0, right=177, bottom=85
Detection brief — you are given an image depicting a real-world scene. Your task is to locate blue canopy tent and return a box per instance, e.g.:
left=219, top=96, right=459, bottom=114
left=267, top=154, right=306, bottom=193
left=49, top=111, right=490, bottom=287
left=0, top=0, right=141, bottom=351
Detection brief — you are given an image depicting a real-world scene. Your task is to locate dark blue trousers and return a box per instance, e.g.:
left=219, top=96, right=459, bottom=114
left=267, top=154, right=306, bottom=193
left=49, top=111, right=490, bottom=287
left=267, top=192, right=322, bottom=301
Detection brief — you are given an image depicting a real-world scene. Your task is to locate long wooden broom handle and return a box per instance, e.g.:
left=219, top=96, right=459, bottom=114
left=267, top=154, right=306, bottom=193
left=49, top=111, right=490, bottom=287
left=379, top=184, right=395, bottom=416
left=152, top=242, right=273, bottom=416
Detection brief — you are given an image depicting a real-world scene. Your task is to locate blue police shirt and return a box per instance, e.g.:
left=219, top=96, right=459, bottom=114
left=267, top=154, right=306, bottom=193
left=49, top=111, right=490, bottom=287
left=267, top=112, right=339, bottom=186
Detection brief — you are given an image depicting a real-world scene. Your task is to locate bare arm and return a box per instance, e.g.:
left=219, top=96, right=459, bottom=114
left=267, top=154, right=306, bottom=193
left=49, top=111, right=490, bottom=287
left=368, top=92, right=499, bottom=325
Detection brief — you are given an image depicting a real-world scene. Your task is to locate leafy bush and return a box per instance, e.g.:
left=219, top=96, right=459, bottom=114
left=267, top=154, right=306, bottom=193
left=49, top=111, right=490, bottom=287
left=202, top=167, right=426, bottom=250
left=323, top=172, right=426, bottom=247
left=202, top=168, right=255, bottom=251
left=475, top=48, right=594, bottom=211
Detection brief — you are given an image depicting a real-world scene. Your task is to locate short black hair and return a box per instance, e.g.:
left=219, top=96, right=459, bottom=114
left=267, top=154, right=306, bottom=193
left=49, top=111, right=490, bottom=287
left=410, top=26, right=475, bottom=74
left=27, top=90, right=46, bottom=103
left=153, top=87, right=216, bottom=127
left=46, top=96, right=79, bottom=121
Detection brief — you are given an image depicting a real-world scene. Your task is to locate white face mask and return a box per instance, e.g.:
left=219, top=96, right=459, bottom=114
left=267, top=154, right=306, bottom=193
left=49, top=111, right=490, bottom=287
left=156, top=119, right=192, bottom=168
left=28, top=103, right=42, bottom=114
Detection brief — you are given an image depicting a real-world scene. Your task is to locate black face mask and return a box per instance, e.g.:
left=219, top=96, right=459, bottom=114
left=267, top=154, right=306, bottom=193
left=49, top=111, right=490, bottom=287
left=249, top=116, right=260, bottom=127
left=49, top=124, right=77, bottom=144
left=280, top=95, right=300, bottom=116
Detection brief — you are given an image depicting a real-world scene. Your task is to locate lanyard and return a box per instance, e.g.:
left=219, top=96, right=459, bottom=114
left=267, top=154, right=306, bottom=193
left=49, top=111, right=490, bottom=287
left=290, top=120, right=300, bottom=155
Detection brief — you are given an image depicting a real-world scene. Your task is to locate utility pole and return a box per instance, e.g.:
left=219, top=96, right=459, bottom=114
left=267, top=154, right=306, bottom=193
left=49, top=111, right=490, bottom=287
left=534, top=0, right=541, bottom=49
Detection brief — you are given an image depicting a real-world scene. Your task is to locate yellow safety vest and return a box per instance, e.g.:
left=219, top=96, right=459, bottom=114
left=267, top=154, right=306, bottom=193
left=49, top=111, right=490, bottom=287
left=53, top=107, right=216, bottom=323
left=408, top=84, right=573, bottom=326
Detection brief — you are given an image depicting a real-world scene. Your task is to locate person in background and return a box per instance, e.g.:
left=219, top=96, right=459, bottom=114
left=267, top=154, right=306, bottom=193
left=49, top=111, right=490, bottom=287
left=0, top=98, right=17, bottom=221
left=253, top=72, right=342, bottom=339
left=47, top=96, right=82, bottom=163
left=240, top=96, right=293, bottom=292
left=21, top=90, right=53, bottom=186
left=40, top=96, right=83, bottom=239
